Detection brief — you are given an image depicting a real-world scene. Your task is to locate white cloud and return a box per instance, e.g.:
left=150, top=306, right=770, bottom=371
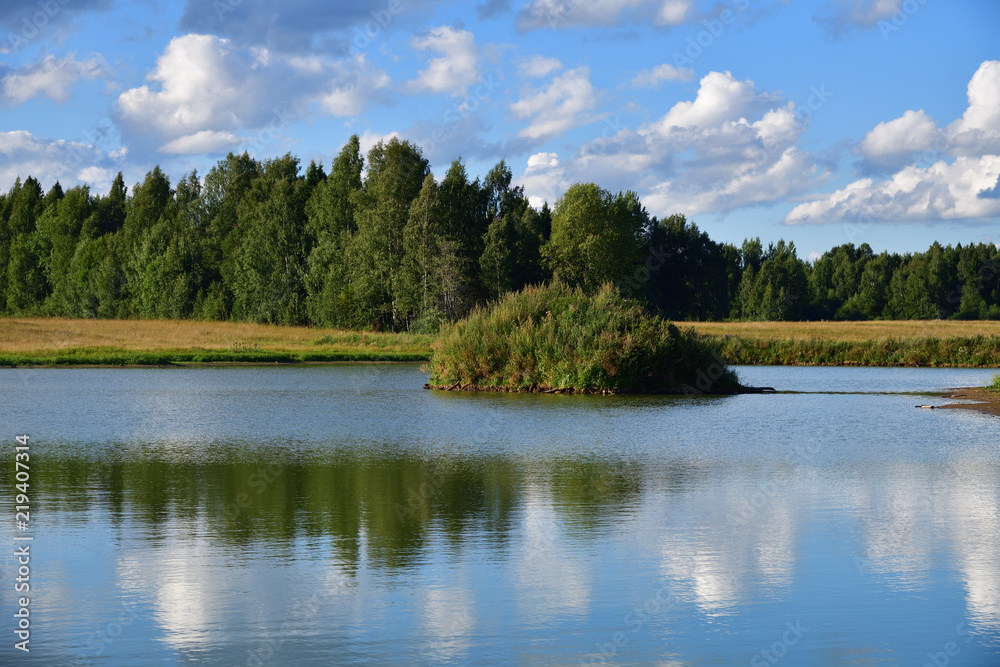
left=510, top=66, right=597, bottom=140
left=516, top=0, right=693, bottom=29
left=406, top=26, right=480, bottom=97
left=797, top=60, right=1000, bottom=225
left=631, top=63, right=695, bottom=88
left=518, top=55, right=562, bottom=79
left=320, top=59, right=391, bottom=116
left=357, top=129, right=402, bottom=158
left=159, top=130, right=241, bottom=155
left=518, top=151, right=566, bottom=207
left=117, top=34, right=391, bottom=155
left=857, top=109, right=939, bottom=166
left=814, top=0, right=907, bottom=36
left=785, top=156, right=1000, bottom=224
left=1, top=54, right=108, bottom=106
left=656, top=0, right=692, bottom=25
left=655, top=70, right=779, bottom=131
left=946, top=60, right=1000, bottom=157
left=517, top=71, right=828, bottom=216
left=853, top=61, right=1000, bottom=166
left=0, top=130, right=120, bottom=191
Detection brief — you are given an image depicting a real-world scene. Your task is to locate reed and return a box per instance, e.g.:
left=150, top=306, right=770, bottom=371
left=710, top=335, right=1000, bottom=367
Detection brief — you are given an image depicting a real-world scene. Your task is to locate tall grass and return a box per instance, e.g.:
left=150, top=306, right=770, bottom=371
left=989, top=374, right=1000, bottom=393
left=710, top=335, right=1000, bottom=367
left=428, top=282, right=741, bottom=393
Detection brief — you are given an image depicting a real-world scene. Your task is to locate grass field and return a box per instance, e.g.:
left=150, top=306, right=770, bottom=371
left=2, top=317, right=1000, bottom=368
left=0, top=317, right=434, bottom=365
left=685, top=320, right=1000, bottom=341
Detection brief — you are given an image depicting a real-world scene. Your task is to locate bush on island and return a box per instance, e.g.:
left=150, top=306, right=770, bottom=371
left=426, top=281, right=743, bottom=394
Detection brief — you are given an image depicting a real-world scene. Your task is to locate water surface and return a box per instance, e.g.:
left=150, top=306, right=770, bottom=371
left=1, top=365, right=998, bottom=665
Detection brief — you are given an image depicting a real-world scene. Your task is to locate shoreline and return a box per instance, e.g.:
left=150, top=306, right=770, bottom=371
left=937, top=387, right=1000, bottom=417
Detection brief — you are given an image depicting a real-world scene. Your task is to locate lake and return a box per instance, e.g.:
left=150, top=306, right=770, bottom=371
left=1, top=364, right=999, bottom=665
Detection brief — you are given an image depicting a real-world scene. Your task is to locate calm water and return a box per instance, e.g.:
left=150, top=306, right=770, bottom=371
left=1, top=364, right=999, bottom=665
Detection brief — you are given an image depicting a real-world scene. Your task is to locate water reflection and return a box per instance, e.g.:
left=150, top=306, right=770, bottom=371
left=2, top=365, right=1000, bottom=664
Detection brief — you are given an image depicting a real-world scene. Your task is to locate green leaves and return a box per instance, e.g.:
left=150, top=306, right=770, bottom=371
left=543, top=183, right=648, bottom=294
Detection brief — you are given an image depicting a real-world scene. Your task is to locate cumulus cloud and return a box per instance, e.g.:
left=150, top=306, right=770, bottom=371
left=856, top=109, right=939, bottom=169
left=517, top=70, right=828, bottom=215
left=946, top=60, right=1000, bottom=157
left=654, top=70, right=780, bottom=131
left=509, top=66, right=597, bottom=141
left=786, top=156, right=1000, bottom=224
left=814, top=0, right=907, bottom=37
left=516, top=0, right=694, bottom=30
left=1, top=54, right=108, bottom=105
left=518, top=55, right=562, bottom=79
left=117, top=33, right=390, bottom=155
left=631, top=63, right=695, bottom=88
left=178, top=0, right=431, bottom=52
left=0, top=130, right=121, bottom=191
left=798, top=60, right=1000, bottom=225
left=519, top=152, right=566, bottom=207
left=406, top=26, right=480, bottom=97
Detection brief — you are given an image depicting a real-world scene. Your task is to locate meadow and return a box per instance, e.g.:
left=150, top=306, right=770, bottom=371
left=2, top=317, right=1000, bottom=368
left=0, top=317, right=433, bottom=365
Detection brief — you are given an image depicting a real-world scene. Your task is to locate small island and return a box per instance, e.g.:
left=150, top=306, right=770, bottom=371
left=426, top=282, right=767, bottom=395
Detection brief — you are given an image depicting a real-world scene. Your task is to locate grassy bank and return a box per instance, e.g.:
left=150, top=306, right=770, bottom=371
left=706, top=335, right=1000, bottom=367
left=685, top=320, right=1000, bottom=342
left=0, top=317, right=434, bottom=366
left=684, top=322, right=1000, bottom=367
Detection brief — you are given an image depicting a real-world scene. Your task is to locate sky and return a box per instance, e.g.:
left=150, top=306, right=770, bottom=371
left=1, top=0, right=998, bottom=259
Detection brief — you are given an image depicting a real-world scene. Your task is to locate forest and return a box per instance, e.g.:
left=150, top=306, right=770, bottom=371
left=2, top=134, right=1000, bottom=332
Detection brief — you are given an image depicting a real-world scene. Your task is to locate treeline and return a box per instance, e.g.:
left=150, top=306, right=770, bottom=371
left=2, top=134, right=1000, bottom=330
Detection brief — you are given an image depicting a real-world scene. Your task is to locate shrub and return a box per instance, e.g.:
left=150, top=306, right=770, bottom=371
left=427, top=282, right=741, bottom=393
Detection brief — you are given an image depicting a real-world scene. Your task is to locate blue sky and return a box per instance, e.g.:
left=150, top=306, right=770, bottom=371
left=1, top=0, right=998, bottom=258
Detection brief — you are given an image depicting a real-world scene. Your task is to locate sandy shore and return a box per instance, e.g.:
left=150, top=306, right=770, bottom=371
left=938, top=387, right=1000, bottom=417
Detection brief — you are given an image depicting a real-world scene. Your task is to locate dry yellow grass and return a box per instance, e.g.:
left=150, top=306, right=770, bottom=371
left=684, top=320, right=1000, bottom=342
left=0, top=317, right=432, bottom=354
left=4, top=317, right=1000, bottom=355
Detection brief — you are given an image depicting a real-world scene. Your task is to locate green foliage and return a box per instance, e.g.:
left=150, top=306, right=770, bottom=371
left=543, top=184, right=648, bottom=293
left=2, top=139, right=1000, bottom=332
left=428, top=282, right=741, bottom=393
left=714, top=335, right=1000, bottom=367
left=989, top=374, right=1000, bottom=393
left=349, top=138, right=429, bottom=330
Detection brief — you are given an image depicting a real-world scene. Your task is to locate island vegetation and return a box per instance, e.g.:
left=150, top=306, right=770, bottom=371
left=426, top=282, right=742, bottom=394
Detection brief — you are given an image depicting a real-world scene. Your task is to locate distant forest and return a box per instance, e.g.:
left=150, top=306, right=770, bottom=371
left=2, top=134, right=1000, bottom=331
